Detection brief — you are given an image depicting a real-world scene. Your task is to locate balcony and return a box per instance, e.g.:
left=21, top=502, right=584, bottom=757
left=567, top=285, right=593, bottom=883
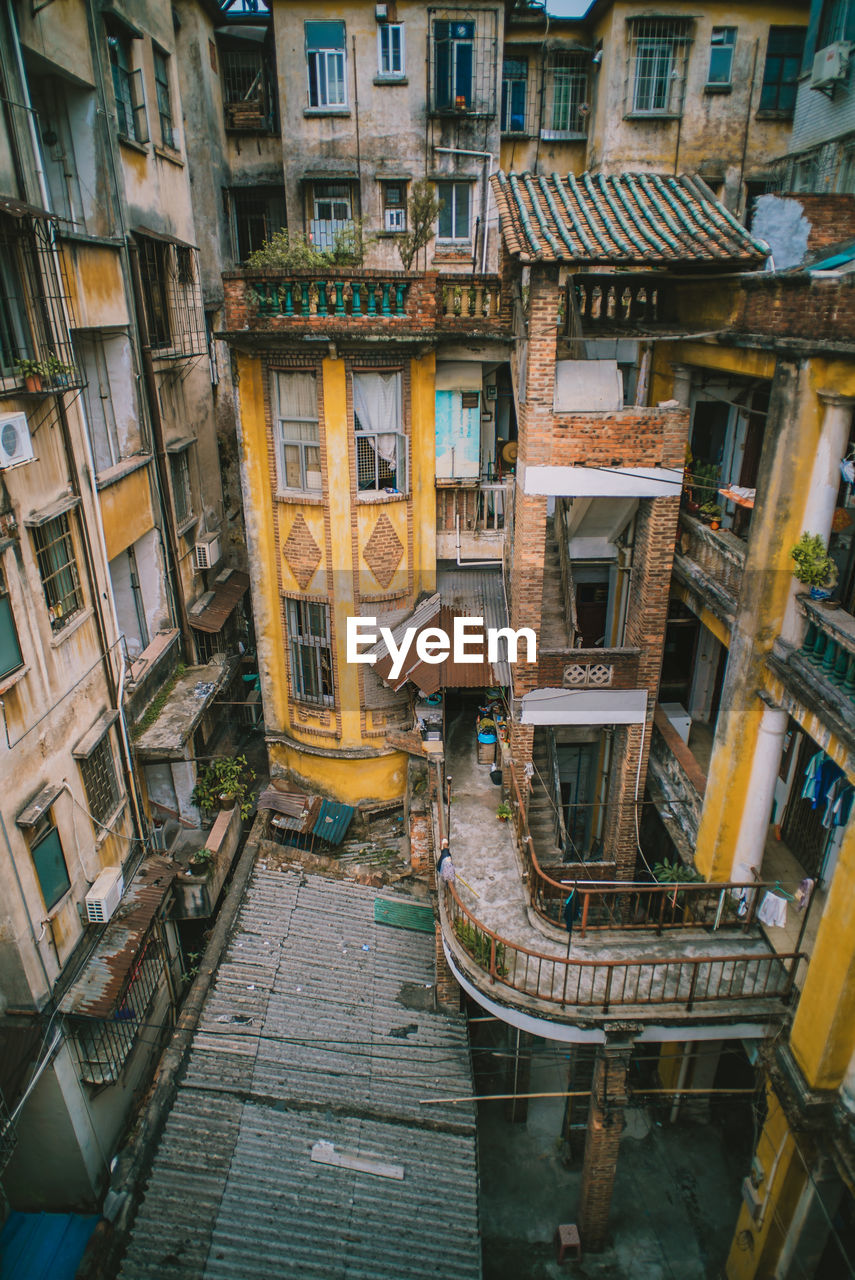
left=647, top=702, right=707, bottom=861
left=221, top=270, right=509, bottom=341
left=437, top=712, right=801, bottom=1031
left=769, top=596, right=855, bottom=748
left=674, top=512, right=746, bottom=623
left=436, top=479, right=509, bottom=558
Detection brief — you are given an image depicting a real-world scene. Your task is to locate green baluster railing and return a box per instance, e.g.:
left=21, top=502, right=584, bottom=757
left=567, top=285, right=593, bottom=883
left=844, top=652, right=855, bottom=697
left=831, top=643, right=850, bottom=685
left=394, top=283, right=407, bottom=312
left=316, top=281, right=328, bottom=316
left=822, top=636, right=839, bottom=676
left=351, top=281, right=362, bottom=316
left=381, top=283, right=391, bottom=316
left=334, top=282, right=346, bottom=316
left=801, top=620, right=818, bottom=657
left=283, top=282, right=294, bottom=315
left=367, top=282, right=377, bottom=315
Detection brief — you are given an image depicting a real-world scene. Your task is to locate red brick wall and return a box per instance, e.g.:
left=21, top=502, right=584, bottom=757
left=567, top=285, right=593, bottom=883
left=781, top=192, right=855, bottom=254
left=735, top=274, right=855, bottom=342
left=536, top=648, right=641, bottom=689
left=548, top=407, right=687, bottom=470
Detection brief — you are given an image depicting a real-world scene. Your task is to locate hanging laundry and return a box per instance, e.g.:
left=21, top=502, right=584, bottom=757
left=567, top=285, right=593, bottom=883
left=801, top=750, right=843, bottom=811
left=795, top=878, right=815, bottom=913
left=830, top=783, right=854, bottom=829
left=757, top=892, right=788, bottom=929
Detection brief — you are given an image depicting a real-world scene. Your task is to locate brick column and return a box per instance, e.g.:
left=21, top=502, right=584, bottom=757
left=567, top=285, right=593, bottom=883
left=578, top=1041, right=632, bottom=1252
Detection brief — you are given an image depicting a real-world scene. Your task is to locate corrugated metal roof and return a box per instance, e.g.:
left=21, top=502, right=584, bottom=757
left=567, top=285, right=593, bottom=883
left=438, top=566, right=512, bottom=687
left=311, top=799, right=354, bottom=846
left=492, top=171, right=769, bottom=265
left=188, top=570, right=250, bottom=635
left=119, top=869, right=481, bottom=1280
left=60, top=858, right=176, bottom=1019
left=257, top=787, right=319, bottom=831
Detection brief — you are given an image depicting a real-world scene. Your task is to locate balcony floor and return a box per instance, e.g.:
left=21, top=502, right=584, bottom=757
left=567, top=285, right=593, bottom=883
left=445, top=711, right=783, bottom=977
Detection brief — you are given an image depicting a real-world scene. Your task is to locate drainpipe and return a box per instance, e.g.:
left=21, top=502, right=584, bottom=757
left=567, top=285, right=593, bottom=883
left=433, top=146, right=496, bottom=274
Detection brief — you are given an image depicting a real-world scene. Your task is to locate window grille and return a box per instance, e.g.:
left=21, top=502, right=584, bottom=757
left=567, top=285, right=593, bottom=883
left=309, top=182, right=354, bottom=252
left=220, top=46, right=274, bottom=130
left=759, top=27, right=805, bottom=116
left=430, top=12, right=498, bottom=115
left=0, top=213, right=80, bottom=397
left=135, top=235, right=207, bottom=359
left=353, top=370, right=405, bottom=493
left=108, top=33, right=148, bottom=144
left=169, top=448, right=193, bottom=525
left=231, top=186, right=286, bottom=261
left=30, top=816, right=70, bottom=910
left=306, top=20, right=347, bottom=108
left=707, top=27, right=736, bottom=85
left=625, top=17, right=692, bottom=116
left=544, top=51, right=589, bottom=136
left=72, top=932, right=166, bottom=1085
left=436, top=181, right=471, bottom=241
left=501, top=57, right=530, bottom=133
left=276, top=372, right=321, bottom=492
left=378, top=24, right=405, bottom=76
left=80, top=734, right=120, bottom=827
left=286, top=598, right=334, bottom=705
left=32, top=514, right=83, bottom=630
left=153, top=46, right=175, bottom=148
left=382, top=183, right=407, bottom=232
left=0, top=566, right=22, bottom=679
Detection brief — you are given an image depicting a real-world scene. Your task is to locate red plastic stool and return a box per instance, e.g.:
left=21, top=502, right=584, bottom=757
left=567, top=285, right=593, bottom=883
left=555, top=1223, right=582, bottom=1264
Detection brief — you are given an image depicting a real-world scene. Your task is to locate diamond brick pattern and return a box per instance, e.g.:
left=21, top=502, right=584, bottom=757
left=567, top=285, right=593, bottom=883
left=363, top=512, right=404, bottom=588
left=563, top=663, right=613, bottom=688
left=282, top=512, right=322, bottom=589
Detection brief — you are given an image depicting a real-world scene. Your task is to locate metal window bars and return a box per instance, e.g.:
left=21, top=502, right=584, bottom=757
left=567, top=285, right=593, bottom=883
left=544, top=51, right=590, bottom=137
left=0, top=213, right=82, bottom=397
left=429, top=11, right=498, bottom=116
left=80, top=734, right=120, bottom=827
left=136, top=235, right=207, bottom=360
left=286, top=598, right=334, bottom=705
left=71, top=931, right=166, bottom=1086
left=625, top=17, right=693, bottom=116
left=221, top=47, right=274, bottom=131
left=32, top=514, right=84, bottom=630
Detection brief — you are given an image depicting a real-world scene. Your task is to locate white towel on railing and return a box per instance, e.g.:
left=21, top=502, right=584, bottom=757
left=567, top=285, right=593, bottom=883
left=757, top=892, right=788, bottom=929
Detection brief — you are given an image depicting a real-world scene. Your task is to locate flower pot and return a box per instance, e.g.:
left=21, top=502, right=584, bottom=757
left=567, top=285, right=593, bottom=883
left=809, top=585, right=834, bottom=600
left=709, top=520, right=720, bottom=530
left=219, top=792, right=237, bottom=810
left=24, top=373, right=42, bottom=393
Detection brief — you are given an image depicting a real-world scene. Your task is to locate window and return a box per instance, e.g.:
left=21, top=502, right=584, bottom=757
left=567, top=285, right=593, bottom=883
left=626, top=18, right=692, bottom=115
left=382, top=183, right=407, bottom=233
left=32, top=514, right=83, bottom=630
left=79, top=334, right=121, bottom=472
left=108, top=32, right=148, bottom=143
left=434, top=19, right=474, bottom=109
left=0, top=219, right=32, bottom=378
left=818, top=0, right=853, bottom=52
left=138, top=236, right=171, bottom=348
left=31, top=815, right=70, bottom=910
left=275, top=372, right=321, bottom=492
left=838, top=144, right=855, bottom=192
left=501, top=57, right=528, bottom=132
left=135, top=234, right=206, bottom=359
left=169, top=448, right=193, bottom=525
left=306, top=20, right=347, bottom=108
left=220, top=46, right=273, bottom=131
left=759, top=27, right=805, bottom=116
left=153, top=46, right=175, bottom=148
left=80, top=734, right=120, bottom=827
left=353, top=371, right=405, bottom=493
left=0, top=566, right=22, bottom=679
left=436, top=181, right=471, bottom=242
left=309, top=182, right=354, bottom=252
left=545, top=52, right=589, bottom=136
left=708, top=27, right=736, bottom=85
left=286, top=599, right=334, bottom=705
left=378, top=23, right=405, bottom=77
left=231, top=187, right=286, bottom=261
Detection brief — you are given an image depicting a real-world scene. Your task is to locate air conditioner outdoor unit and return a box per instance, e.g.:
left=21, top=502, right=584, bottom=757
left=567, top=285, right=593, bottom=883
left=85, top=866, right=124, bottom=924
left=385, top=207, right=405, bottom=232
left=194, top=531, right=221, bottom=571
left=0, top=413, right=35, bottom=469
left=811, top=41, right=850, bottom=89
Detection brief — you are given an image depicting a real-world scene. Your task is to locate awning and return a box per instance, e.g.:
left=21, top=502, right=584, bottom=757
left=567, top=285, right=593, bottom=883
left=188, top=570, right=249, bottom=634
left=72, top=710, right=119, bottom=760
left=521, top=688, right=648, bottom=725
left=17, top=784, right=63, bottom=828
left=24, top=492, right=80, bottom=528
left=0, top=196, right=53, bottom=220
left=165, top=435, right=195, bottom=454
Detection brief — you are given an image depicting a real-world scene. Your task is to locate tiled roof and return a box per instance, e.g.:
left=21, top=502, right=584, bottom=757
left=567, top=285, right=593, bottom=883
left=492, top=171, right=769, bottom=266
left=119, top=869, right=481, bottom=1280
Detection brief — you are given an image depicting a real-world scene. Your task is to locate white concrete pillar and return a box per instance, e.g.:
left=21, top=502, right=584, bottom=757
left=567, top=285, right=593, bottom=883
left=670, top=363, right=692, bottom=409
left=730, top=702, right=789, bottom=882
left=841, top=1040, right=855, bottom=1114
left=782, top=391, right=855, bottom=642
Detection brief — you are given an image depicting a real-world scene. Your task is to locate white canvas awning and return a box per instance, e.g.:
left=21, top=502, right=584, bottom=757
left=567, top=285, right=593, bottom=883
left=521, top=688, right=648, bottom=725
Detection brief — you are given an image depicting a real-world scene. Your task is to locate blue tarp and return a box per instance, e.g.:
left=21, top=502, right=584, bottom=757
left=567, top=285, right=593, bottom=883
left=311, top=799, right=354, bottom=847
left=0, top=1212, right=99, bottom=1280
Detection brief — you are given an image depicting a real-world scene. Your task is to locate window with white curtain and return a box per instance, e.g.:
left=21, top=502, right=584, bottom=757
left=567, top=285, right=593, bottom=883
left=276, top=372, right=322, bottom=492
left=352, top=371, right=405, bottom=494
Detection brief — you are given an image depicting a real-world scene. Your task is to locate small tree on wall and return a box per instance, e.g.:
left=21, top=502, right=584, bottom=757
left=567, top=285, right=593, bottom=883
left=396, top=181, right=442, bottom=271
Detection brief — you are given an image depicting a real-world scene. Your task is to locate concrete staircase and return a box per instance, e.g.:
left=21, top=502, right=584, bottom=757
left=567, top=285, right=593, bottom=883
left=528, top=730, right=564, bottom=865
left=539, top=517, right=572, bottom=649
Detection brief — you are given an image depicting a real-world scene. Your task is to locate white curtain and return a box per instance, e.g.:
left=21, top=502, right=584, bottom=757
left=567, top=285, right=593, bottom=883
left=353, top=371, right=401, bottom=465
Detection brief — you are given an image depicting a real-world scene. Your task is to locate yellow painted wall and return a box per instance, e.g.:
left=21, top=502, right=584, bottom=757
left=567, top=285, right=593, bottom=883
left=100, top=466, right=155, bottom=561
left=726, top=1086, right=806, bottom=1280
left=671, top=585, right=732, bottom=649
left=269, top=739, right=408, bottom=807
left=67, top=245, right=129, bottom=330
left=411, top=353, right=438, bottom=596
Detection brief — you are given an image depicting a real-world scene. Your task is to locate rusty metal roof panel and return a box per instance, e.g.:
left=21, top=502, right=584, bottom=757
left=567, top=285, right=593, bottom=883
left=188, top=570, right=250, bottom=634
left=492, top=170, right=769, bottom=266
left=60, top=858, right=177, bottom=1019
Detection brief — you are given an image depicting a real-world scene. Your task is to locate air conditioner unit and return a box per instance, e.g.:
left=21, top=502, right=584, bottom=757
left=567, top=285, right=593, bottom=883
left=194, top=532, right=221, bottom=571
left=385, top=207, right=405, bottom=232
left=85, top=866, right=124, bottom=924
left=0, top=413, right=35, bottom=469
left=812, top=41, right=851, bottom=89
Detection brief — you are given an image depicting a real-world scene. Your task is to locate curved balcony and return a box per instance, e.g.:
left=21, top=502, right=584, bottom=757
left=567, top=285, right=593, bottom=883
left=436, top=715, right=801, bottom=1033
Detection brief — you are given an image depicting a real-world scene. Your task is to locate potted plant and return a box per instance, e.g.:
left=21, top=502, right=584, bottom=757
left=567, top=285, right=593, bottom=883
left=188, top=848, right=214, bottom=875
left=15, top=358, right=44, bottom=393
left=15, top=354, right=74, bottom=392
left=191, top=754, right=256, bottom=820
left=496, top=801, right=513, bottom=822
left=699, top=501, right=723, bottom=529
left=790, top=532, right=839, bottom=600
